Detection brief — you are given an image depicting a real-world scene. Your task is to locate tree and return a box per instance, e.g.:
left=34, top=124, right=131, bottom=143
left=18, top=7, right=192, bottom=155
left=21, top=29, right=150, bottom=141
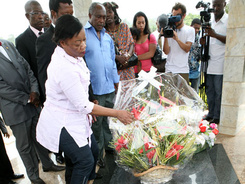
left=184, top=13, right=200, bottom=26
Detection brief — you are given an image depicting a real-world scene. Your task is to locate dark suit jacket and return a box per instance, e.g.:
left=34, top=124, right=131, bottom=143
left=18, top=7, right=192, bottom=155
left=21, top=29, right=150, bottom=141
left=0, top=39, right=39, bottom=126
left=15, top=27, right=39, bottom=79
left=36, top=25, right=56, bottom=103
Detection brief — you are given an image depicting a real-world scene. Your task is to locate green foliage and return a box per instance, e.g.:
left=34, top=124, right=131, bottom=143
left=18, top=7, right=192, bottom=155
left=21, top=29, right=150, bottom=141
left=184, top=13, right=200, bottom=26
left=149, top=18, right=157, bottom=32
left=225, top=2, right=229, bottom=14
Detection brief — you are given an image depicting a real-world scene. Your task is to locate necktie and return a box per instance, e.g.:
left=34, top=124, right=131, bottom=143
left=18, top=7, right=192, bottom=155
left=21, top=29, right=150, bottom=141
left=38, top=32, right=43, bottom=37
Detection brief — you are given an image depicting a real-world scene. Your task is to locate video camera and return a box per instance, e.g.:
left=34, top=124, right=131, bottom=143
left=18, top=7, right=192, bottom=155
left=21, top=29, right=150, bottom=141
left=159, top=14, right=182, bottom=38
left=196, top=1, right=214, bottom=28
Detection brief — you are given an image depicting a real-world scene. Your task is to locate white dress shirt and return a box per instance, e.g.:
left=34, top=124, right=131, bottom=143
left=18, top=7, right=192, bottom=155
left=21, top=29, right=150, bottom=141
left=36, top=46, right=94, bottom=153
left=207, top=13, right=228, bottom=75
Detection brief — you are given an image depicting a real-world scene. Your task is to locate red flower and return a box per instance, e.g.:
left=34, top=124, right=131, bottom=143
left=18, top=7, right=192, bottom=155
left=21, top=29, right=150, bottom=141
left=165, top=142, right=184, bottom=160
left=115, top=135, right=128, bottom=152
left=212, top=129, right=219, bottom=135
left=139, top=142, right=156, bottom=162
left=146, top=149, right=156, bottom=160
left=131, top=106, right=144, bottom=120
left=199, top=123, right=203, bottom=128
left=199, top=126, right=207, bottom=133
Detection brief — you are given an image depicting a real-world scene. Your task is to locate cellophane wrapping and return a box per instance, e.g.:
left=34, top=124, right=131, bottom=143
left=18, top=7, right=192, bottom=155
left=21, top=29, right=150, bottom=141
left=109, top=68, right=206, bottom=183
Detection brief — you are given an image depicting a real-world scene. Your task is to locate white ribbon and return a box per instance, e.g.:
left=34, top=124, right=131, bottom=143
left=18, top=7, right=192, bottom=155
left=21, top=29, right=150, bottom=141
left=133, top=66, right=163, bottom=96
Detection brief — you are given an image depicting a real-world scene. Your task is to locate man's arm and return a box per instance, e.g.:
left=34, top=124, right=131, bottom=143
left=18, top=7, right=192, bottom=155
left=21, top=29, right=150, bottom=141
left=172, top=31, right=192, bottom=53
left=0, top=74, right=29, bottom=105
left=163, top=37, right=170, bottom=55
left=16, top=48, right=40, bottom=107
left=205, top=27, right=226, bottom=44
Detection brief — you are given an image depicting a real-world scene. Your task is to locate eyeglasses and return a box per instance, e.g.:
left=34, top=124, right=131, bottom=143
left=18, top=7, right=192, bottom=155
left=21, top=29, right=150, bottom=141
left=29, top=12, right=45, bottom=16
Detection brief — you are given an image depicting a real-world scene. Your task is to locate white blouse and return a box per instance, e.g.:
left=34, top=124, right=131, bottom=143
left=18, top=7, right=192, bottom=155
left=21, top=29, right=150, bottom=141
left=37, top=46, right=94, bottom=153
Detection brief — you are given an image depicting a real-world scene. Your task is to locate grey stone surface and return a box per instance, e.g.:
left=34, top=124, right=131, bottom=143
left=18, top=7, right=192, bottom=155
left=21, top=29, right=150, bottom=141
left=223, top=57, right=245, bottom=82
left=227, top=0, right=245, bottom=29
left=94, top=144, right=240, bottom=184
left=73, top=0, right=91, bottom=25
left=221, top=0, right=245, bottom=135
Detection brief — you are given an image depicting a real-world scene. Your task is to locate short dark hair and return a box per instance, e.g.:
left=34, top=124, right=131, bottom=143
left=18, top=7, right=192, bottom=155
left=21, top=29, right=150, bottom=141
left=53, top=14, right=83, bottom=45
left=25, top=0, right=41, bottom=13
left=191, top=18, right=201, bottom=26
left=49, top=0, right=72, bottom=13
left=103, top=2, right=121, bottom=25
left=130, top=27, right=140, bottom=41
left=133, top=11, right=151, bottom=35
left=172, top=2, right=186, bottom=15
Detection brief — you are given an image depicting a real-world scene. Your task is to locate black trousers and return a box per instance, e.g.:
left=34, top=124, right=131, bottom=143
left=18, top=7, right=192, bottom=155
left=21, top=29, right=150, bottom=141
left=0, top=132, right=14, bottom=183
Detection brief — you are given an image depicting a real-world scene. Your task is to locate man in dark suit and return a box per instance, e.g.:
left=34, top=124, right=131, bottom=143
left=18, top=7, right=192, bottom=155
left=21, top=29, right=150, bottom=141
left=15, top=0, right=45, bottom=80
left=36, top=0, right=73, bottom=165
left=15, top=0, right=65, bottom=171
left=0, top=39, right=45, bottom=184
left=36, top=0, right=73, bottom=104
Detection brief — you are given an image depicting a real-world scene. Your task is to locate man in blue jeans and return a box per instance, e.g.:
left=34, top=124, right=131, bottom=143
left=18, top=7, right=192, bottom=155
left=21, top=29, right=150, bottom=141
left=202, top=0, right=228, bottom=124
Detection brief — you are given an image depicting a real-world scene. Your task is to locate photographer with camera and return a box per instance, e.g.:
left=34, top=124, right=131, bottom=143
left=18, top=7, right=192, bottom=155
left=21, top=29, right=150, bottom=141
left=163, top=2, right=195, bottom=83
left=201, top=0, right=228, bottom=124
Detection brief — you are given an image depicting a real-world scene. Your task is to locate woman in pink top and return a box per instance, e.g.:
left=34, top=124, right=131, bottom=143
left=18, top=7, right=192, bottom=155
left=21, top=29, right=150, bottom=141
left=133, top=11, right=157, bottom=77
left=36, top=15, right=134, bottom=184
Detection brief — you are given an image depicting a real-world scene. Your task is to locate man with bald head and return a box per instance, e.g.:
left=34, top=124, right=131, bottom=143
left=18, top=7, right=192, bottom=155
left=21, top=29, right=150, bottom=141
left=84, top=2, right=119, bottom=168
left=202, top=0, right=228, bottom=124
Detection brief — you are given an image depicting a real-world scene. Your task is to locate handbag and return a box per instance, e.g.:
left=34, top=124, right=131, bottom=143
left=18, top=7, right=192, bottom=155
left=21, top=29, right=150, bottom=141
left=117, top=53, right=138, bottom=70
left=148, top=34, right=166, bottom=72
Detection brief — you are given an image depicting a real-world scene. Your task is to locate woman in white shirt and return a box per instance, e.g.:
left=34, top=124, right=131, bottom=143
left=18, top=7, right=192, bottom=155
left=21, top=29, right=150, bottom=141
left=36, top=15, right=134, bottom=184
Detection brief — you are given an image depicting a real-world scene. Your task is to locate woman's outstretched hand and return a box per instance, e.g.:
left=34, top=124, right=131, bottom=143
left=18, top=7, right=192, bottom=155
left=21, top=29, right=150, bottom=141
left=116, top=110, right=135, bottom=125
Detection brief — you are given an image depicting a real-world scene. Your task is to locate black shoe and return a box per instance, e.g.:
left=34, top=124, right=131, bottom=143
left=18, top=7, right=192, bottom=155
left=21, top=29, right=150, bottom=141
left=43, top=164, right=65, bottom=172
left=31, top=178, right=46, bottom=184
left=11, top=174, right=24, bottom=180
left=56, top=155, right=64, bottom=164
left=97, top=158, right=105, bottom=168
left=95, top=173, right=103, bottom=180
left=203, top=116, right=213, bottom=122
left=210, top=119, right=220, bottom=124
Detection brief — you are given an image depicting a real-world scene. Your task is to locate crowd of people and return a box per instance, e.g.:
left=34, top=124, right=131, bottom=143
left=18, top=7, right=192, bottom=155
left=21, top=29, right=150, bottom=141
left=0, top=0, right=227, bottom=184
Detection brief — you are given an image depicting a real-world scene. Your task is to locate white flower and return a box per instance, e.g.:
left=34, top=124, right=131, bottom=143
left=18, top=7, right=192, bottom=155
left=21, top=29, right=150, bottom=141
left=195, top=135, right=206, bottom=146
left=202, top=133, right=209, bottom=141
left=209, top=132, right=216, bottom=140
left=201, top=120, right=209, bottom=126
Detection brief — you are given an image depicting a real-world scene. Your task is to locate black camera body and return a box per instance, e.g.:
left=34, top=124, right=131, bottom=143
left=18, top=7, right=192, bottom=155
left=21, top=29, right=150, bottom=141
left=196, top=1, right=214, bottom=27
left=160, top=14, right=182, bottom=38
